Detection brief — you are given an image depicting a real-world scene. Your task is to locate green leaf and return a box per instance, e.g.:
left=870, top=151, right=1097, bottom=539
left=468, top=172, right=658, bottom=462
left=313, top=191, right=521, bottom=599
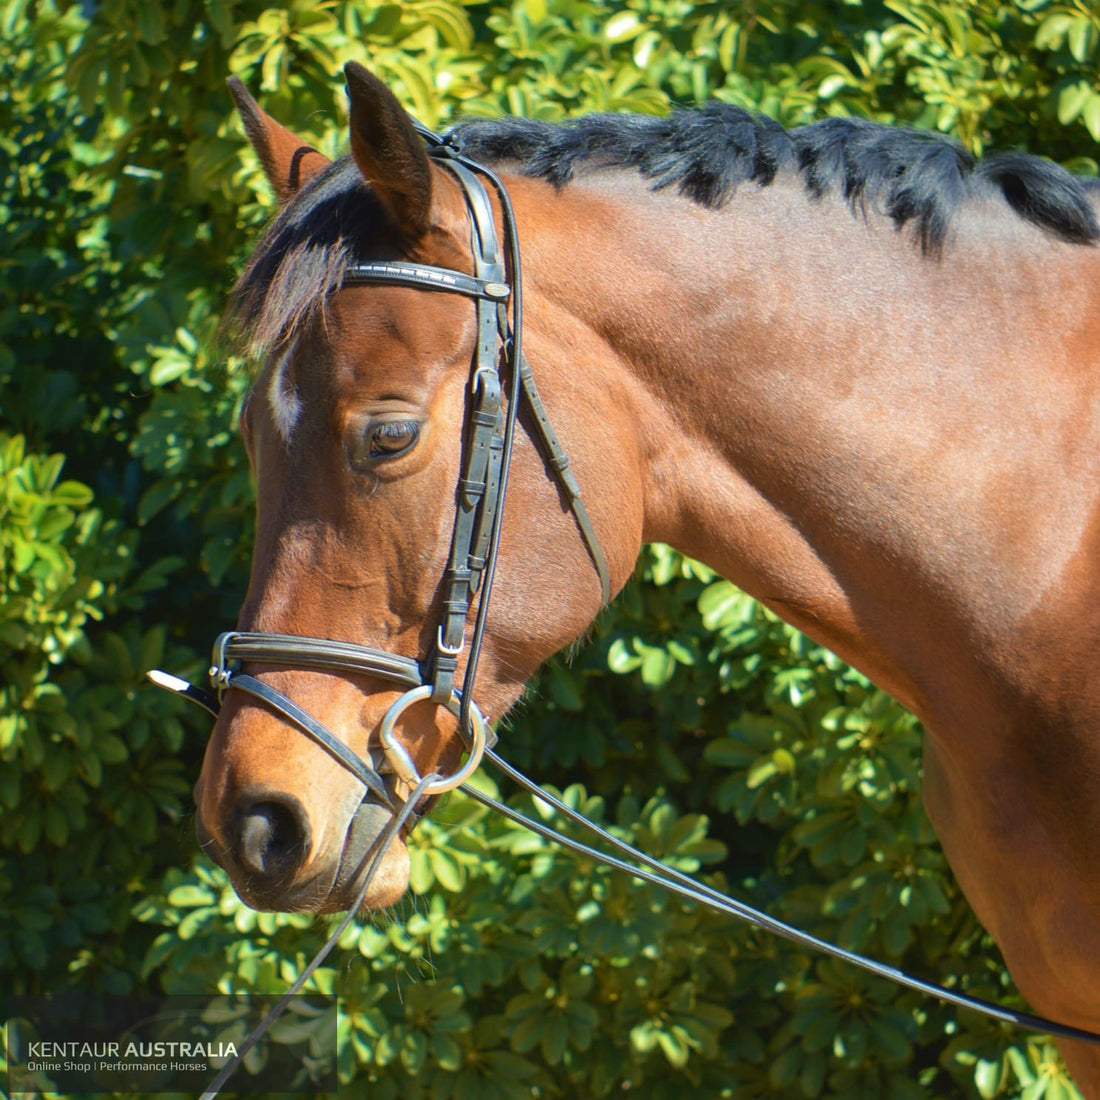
left=95, top=732, right=129, bottom=763
left=698, top=581, right=748, bottom=629
left=1067, top=17, right=1095, bottom=63
left=770, top=1044, right=802, bottom=1088
left=975, top=1057, right=1005, bottom=1098
left=149, top=355, right=192, bottom=386
left=656, top=1027, right=689, bottom=1067
left=607, top=637, right=641, bottom=672
left=1035, top=13, right=1074, bottom=51
left=1083, top=92, right=1100, bottom=142
left=167, top=884, right=216, bottom=907
left=1058, top=80, right=1092, bottom=125
left=428, top=848, right=464, bottom=892
left=746, top=757, right=778, bottom=789
left=605, top=12, right=640, bottom=42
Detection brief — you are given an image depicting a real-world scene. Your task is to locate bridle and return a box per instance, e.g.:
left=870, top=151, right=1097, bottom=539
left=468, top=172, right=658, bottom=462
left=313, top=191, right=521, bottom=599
left=150, top=121, right=1100, bottom=1096
left=152, top=122, right=611, bottom=815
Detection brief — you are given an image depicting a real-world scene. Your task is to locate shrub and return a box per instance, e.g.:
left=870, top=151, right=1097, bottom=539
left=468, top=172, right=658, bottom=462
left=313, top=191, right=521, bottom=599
left=3, top=0, right=1096, bottom=1096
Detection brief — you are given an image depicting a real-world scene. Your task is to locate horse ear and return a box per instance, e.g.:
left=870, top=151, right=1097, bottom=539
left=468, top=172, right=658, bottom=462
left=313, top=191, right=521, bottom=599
left=227, top=77, right=330, bottom=204
left=344, top=62, right=433, bottom=241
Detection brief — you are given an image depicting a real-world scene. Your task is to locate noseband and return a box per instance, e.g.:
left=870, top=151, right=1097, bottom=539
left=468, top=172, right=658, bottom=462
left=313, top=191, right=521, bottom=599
left=151, top=124, right=611, bottom=815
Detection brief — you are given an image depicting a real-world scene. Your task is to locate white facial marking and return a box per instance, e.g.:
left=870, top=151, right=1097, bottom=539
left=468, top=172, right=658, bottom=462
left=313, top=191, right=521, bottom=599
left=267, top=341, right=301, bottom=443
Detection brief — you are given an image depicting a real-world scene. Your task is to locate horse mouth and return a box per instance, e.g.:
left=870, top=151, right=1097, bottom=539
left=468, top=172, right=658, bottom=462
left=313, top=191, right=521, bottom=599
left=325, top=799, right=411, bottom=912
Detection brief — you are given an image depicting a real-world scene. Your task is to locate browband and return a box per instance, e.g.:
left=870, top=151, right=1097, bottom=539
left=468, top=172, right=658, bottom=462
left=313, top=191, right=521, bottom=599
left=344, top=260, right=511, bottom=301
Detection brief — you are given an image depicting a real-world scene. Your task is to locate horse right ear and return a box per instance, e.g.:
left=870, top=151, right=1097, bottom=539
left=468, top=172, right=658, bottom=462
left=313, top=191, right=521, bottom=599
left=344, top=62, right=434, bottom=242
left=227, top=77, right=330, bottom=204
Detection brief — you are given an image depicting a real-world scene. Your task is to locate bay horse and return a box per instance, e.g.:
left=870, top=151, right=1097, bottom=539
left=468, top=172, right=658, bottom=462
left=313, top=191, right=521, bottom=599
left=192, top=64, right=1100, bottom=1090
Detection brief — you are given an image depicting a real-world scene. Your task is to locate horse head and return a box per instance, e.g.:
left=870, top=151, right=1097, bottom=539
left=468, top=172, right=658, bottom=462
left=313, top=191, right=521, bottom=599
left=192, top=64, right=634, bottom=912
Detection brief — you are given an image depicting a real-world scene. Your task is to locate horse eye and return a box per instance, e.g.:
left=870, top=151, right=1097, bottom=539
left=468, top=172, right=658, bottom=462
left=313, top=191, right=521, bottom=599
left=365, top=420, right=420, bottom=460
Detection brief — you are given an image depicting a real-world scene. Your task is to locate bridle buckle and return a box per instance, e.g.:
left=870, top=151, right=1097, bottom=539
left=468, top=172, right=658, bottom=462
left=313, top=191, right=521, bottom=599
left=209, top=631, right=238, bottom=696
left=435, top=625, right=465, bottom=657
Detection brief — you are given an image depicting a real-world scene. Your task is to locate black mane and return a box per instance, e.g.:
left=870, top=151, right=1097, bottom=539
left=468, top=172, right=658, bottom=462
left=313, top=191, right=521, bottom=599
left=231, top=104, right=1099, bottom=355
left=452, top=105, right=1100, bottom=253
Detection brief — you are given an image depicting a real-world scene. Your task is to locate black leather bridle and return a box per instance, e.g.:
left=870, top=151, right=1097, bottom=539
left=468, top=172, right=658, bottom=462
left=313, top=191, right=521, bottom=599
left=151, top=123, right=611, bottom=813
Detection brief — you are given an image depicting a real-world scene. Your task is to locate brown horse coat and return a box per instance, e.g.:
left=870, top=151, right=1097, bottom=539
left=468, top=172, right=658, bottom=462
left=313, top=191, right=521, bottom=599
left=194, top=66, right=1100, bottom=1091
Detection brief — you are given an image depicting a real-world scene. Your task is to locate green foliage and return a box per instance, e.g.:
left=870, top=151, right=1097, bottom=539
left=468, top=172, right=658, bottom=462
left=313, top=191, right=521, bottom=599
left=3, top=0, right=1097, bottom=1096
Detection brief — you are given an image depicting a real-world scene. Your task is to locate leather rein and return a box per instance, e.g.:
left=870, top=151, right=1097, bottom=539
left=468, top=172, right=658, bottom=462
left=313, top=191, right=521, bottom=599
left=150, top=124, right=1100, bottom=1094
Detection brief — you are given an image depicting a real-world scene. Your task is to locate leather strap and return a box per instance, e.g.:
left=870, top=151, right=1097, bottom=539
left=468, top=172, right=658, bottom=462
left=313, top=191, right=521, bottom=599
left=215, top=631, right=423, bottom=690
left=344, top=261, right=509, bottom=301
left=428, top=157, right=510, bottom=705
left=155, top=118, right=612, bottom=814
left=228, top=672, right=398, bottom=809
left=517, top=353, right=611, bottom=604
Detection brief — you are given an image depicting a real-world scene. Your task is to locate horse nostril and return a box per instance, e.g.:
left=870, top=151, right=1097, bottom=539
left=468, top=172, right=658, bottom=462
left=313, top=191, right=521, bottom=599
left=234, top=796, right=311, bottom=880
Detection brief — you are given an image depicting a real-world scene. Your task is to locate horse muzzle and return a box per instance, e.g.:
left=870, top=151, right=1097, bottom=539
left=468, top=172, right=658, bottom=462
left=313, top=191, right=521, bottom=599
left=152, top=634, right=489, bottom=911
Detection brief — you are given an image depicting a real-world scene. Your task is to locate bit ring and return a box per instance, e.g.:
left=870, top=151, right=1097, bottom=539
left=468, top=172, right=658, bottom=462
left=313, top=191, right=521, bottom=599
left=377, top=685, right=489, bottom=795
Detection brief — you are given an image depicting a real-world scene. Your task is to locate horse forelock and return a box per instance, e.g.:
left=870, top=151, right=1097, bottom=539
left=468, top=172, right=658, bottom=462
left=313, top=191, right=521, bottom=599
left=451, top=105, right=1100, bottom=252
left=228, top=158, right=377, bottom=359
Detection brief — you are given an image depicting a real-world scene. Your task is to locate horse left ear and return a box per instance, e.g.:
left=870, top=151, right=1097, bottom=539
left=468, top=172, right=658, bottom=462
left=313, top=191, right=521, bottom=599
left=228, top=77, right=330, bottom=203
left=344, top=62, right=433, bottom=241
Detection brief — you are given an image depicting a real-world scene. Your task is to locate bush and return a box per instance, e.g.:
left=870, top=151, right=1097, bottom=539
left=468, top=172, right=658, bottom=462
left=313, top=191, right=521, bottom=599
left=3, top=0, right=1097, bottom=1096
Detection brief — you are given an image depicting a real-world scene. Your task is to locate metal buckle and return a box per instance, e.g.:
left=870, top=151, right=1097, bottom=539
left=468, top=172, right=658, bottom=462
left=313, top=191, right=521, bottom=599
left=471, top=362, right=499, bottom=398
left=377, top=684, right=489, bottom=795
left=209, top=631, right=239, bottom=697
left=436, top=625, right=465, bottom=657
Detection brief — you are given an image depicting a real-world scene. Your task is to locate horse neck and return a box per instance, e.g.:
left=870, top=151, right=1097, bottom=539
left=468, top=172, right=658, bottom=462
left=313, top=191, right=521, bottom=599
left=517, top=170, right=1100, bottom=1056
left=516, top=169, right=1100, bottom=728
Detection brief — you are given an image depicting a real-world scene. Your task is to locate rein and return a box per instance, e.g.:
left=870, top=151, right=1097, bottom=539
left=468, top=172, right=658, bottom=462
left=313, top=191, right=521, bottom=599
left=468, top=752, right=1100, bottom=1046
left=150, top=122, right=1100, bottom=1094
left=195, top=770, right=439, bottom=1100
